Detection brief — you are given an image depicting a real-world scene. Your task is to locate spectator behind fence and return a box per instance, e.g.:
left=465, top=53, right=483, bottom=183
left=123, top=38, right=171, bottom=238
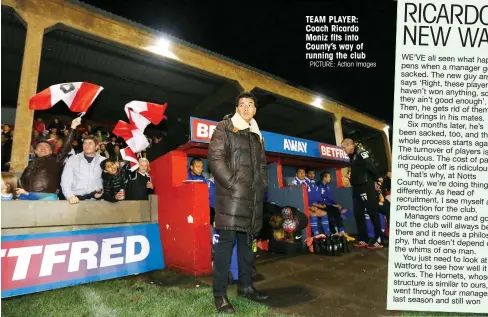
left=111, top=145, right=123, bottom=163
left=100, top=159, right=127, bottom=202
left=98, top=143, right=110, bottom=158
left=2, top=124, right=12, bottom=139
left=48, top=117, right=64, bottom=132
left=33, top=117, right=46, bottom=135
left=61, top=135, right=105, bottom=204
left=20, top=118, right=80, bottom=197
left=2, top=172, right=38, bottom=200
left=126, top=158, right=154, bottom=200
left=106, top=135, right=118, bottom=155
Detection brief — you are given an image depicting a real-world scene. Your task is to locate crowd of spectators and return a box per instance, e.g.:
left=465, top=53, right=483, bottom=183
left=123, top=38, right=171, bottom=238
left=1, top=116, right=161, bottom=202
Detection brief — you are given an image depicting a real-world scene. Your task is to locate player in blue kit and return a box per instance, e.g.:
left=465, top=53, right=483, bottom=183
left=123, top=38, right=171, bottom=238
left=188, top=158, right=215, bottom=223
left=292, top=168, right=331, bottom=237
left=317, top=171, right=355, bottom=242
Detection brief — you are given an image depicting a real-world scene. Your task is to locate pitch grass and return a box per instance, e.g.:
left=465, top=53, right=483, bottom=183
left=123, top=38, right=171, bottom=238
left=1, top=269, right=484, bottom=317
left=1, top=276, right=296, bottom=317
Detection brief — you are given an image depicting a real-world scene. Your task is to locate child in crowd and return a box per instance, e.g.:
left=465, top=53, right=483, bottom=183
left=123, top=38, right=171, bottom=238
left=1, top=172, right=38, bottom=200
left=126, top=158, right=154, bottom=200
left=100, top=159, right=127, bottom=202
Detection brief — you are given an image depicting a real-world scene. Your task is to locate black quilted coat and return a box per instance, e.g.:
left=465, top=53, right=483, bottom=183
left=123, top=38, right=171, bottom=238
left=208, top=118, right=267, bottom=234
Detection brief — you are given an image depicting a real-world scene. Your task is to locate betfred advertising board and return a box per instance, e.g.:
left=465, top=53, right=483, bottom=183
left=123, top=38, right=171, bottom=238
left=191, top=117, right=217, bottom=143
left=318, top=143, right=350, bottom=161
left=190, top=117, right=349, bottom=162
left=1, top=224, right=164, bottom=298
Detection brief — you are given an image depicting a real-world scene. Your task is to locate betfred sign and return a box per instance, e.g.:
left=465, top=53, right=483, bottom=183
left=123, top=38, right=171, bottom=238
left=319, top=144, right=349, bottom=161
left=191, top=118, right=217, bottom=143
left=189, top=117, right=350, bottom=163
left=1, top=224, right=164, bottom=298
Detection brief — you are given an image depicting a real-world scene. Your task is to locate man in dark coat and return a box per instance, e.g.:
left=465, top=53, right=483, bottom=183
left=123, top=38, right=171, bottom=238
left=341, top=138, right=384, bottom=250
left=20, top=117, right=80, bottom=194
left=208, top=92, right=268, bottom=313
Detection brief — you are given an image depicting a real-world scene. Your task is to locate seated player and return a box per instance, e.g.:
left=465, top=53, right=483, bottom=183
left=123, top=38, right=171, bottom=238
left=318, top=171, right=355, bottom=242
left=292, top=167, right=332, bottom=238
left=305, top=168, right=345, bottom=239
left=188, top=158, right=215, bottom=224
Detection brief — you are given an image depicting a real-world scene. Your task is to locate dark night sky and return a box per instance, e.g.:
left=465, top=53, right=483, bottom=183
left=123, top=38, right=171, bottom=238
left=82, top=0, right=398, bottom=125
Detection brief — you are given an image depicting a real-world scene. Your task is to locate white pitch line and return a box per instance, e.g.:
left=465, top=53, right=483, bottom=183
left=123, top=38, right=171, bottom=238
left=80, top=286, right=116, bottom=317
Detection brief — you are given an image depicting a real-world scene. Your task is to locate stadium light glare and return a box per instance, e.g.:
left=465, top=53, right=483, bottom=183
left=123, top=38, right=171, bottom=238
left=146, top=37, right=178, bottom=60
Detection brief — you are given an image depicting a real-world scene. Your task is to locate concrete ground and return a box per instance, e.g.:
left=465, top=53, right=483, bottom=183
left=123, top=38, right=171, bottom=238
left=199, top=245, right=395, bottom=317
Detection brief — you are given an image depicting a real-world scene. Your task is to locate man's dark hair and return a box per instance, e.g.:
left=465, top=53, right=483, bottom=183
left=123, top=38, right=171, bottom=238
left=320, top=171, right=331, bottom=180
left=296, top=167, right=305, bottom=173
left=305, top=168, right=315, bottom=175
left=190, top=157, right=203, bottom=166
left=235, top=92, right=258, bottom=108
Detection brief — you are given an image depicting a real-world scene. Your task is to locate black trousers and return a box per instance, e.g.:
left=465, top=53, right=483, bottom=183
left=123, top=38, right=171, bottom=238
left=325, top=205, right=344, bottom=233
left=353, top=182, right=383, bottom=242
left=213, top=229, right=253, bottom=296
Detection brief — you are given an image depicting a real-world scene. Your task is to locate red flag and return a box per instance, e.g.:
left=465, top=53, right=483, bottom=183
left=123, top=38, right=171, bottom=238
left=29, top=82, right=103, bottom=113
left=112, top=120, right=138, bottom=142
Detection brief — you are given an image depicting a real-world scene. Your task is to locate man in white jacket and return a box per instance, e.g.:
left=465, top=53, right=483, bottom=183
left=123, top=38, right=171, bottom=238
left=61, top=135, right=105, bottom=204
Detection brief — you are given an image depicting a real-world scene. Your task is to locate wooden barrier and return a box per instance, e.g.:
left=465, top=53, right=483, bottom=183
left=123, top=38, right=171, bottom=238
left=1, top=195, right=158, bottom=235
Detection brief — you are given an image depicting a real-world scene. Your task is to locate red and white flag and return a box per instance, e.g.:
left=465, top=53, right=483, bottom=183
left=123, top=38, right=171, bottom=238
left=120, top=147, right=139, bottom=171
left=29, top=82, right=103, bottom=114
left=124, top=101, right=167, bottom=127
left=113, top=101, right=168, bottom=170
left=113, top=101, right=167, bottom=153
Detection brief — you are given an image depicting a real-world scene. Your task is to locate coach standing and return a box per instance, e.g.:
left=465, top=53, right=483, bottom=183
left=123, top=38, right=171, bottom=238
left=341, top=138, right=384, bottom=250
left=208, top=92, right=268, bottom=313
